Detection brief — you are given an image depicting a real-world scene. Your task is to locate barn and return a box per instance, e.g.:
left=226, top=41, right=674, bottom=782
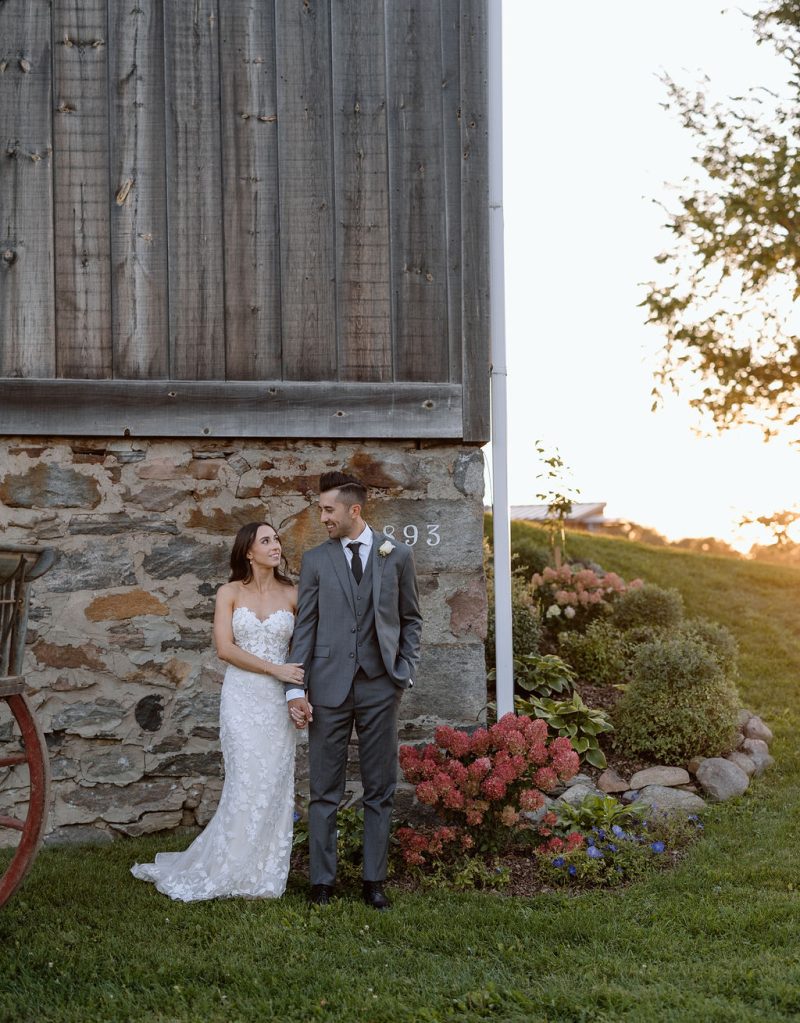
left=0, top=1, right=490, bottom=841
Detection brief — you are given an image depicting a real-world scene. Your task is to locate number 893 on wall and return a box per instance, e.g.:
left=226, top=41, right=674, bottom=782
left=382, top=524, right=440, bottom=547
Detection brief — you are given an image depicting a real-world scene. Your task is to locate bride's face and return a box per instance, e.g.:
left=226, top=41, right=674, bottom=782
left=248, top=525, right=282, bottom=573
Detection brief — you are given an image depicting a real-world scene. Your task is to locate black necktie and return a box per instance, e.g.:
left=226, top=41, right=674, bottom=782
left=347, top=541, right=363, bottom=584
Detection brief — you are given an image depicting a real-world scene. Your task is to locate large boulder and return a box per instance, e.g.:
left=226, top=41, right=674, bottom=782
left=630, top=785, right=706, bottom=813
left=696, top=757, right=749, bottom=800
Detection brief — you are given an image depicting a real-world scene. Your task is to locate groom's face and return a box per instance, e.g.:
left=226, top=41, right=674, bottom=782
left=319, top=488, right=361, bottom=540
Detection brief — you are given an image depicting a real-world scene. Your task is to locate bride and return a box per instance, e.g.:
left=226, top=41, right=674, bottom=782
left=131, top=522, right=307, bottom=901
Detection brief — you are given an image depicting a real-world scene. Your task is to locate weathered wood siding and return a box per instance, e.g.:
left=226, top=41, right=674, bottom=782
left=0, top=0, right=489, bottom=441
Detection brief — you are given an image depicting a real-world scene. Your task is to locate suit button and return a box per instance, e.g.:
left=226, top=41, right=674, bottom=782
left=349, top=652, right=354, bottom=658
left=351, top=627, right=356, bottom=633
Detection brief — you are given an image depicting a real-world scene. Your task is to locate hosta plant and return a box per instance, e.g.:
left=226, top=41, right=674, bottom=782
left=521, top=692, right=614, bottom=769
left=554, top=794, right=646, bottom=833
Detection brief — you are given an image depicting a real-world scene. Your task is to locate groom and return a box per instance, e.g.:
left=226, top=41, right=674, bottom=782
left=284, top=471, right=422, bottom=909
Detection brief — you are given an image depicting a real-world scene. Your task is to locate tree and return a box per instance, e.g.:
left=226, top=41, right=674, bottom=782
left=643, top=2, right=800, bottom=441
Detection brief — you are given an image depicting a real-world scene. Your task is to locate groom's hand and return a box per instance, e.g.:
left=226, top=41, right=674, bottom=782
left=288, top=696, right=313, bottom=729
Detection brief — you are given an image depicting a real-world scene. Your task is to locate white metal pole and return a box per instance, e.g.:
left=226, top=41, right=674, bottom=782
left=488, top=0, right=514, bottom=718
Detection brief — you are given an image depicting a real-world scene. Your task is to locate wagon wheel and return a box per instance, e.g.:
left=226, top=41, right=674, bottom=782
left=0, top=680, right=50, bottom=908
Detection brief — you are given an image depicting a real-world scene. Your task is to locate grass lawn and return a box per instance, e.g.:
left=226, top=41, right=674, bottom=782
left=2, top=530, right=800, bottom=1022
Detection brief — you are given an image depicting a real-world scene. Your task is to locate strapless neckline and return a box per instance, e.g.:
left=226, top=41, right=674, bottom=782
left=232, top=607, right=295, bottom=626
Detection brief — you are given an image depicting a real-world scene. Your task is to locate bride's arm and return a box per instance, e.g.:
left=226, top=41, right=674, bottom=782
left=212, top=585, right=304, bottom=686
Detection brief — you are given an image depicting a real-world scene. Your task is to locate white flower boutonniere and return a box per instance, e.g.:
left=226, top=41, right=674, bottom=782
left=378, top=540, right=394, bottom=558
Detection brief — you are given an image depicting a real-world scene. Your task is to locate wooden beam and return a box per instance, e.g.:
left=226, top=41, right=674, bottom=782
left=0, top=379, right=463, bottom=438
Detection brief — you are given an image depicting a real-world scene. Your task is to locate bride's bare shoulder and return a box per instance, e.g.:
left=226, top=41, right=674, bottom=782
left=215, top=581, right=239, bottom=604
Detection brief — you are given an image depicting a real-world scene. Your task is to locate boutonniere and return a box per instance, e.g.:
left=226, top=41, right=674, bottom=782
left=378, top=540, right=394, bottom=558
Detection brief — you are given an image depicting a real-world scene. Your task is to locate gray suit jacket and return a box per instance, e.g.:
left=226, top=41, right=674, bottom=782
left=287, top=530, right=422, bottom=708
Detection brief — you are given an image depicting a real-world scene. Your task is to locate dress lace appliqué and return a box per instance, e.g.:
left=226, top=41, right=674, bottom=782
left=131, top=608, right=297, bottom=901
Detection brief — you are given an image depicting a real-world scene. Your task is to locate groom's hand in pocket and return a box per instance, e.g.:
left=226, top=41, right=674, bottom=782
left=288, top=696, right=313, bottom=729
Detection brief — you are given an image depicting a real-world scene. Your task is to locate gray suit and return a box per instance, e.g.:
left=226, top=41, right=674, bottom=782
left=288, top=530, right=422, bottom=884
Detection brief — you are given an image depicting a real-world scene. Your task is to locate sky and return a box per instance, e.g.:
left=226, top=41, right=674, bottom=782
left=494, top=0, right=799, bottom=550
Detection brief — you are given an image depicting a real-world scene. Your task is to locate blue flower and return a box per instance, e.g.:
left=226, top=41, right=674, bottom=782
left=568, top=865, right=577, bottom=877
left=650, top=841, right=665, bottom=854
left=611, top=824, right=625, bottom=838
left=293, top=810, right=302, bottom=823
left=596, top=829, right=606, bottom=840
left=587, top=836, right=595, bottom=847
left=587, top=846, right=604, bottom=859
left=552, top=857, right=565, bottom=868
left=607, top=843, right=618, bottom=853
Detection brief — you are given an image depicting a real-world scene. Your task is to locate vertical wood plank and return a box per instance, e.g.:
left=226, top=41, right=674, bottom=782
left=164, top=0, right=225, bottom=380
left=330, top=0, right=391, bottom=382
left=52, top=0, right=112, bottom=378
left=108, top=0, right=169, bottom=379
left=386, top=0, right=449, bottom=382
left=460, top=0, right=490, bottom=442
left=440, top=0, right=462, bottom=384
left=275, top=0, right=337, bottom=380
left=0, top=0, right=55, bottom=378
left=219, top=0, right=281, bottom=380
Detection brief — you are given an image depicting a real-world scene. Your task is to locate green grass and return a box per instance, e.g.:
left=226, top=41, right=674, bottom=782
left=3, top=528, right=800, bottom=1022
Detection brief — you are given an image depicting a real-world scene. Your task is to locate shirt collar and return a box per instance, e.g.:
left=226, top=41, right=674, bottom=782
left=340, top=523, right=373, bottom=552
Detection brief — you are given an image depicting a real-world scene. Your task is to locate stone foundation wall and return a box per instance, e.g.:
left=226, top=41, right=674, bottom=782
left=0, top=438, right=486, bottom=844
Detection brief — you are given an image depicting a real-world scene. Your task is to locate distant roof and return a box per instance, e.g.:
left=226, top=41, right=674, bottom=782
left=508, top=503, right=607, bottom=524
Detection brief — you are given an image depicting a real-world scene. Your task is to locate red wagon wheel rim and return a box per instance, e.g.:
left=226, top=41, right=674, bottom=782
left=0, top=692, right=50, bottom=907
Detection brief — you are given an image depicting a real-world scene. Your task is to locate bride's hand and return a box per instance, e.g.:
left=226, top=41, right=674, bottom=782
left=271, top=662, right=304, bottom=685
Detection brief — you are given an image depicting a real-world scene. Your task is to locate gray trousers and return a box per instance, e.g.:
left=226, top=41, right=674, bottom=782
left=308, top=670, right=401, bottom=885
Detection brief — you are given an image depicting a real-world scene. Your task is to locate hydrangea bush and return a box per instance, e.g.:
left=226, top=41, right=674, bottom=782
left=396, top=714, right=581, bottom=866
left=530, top=564, right=642, bottom=634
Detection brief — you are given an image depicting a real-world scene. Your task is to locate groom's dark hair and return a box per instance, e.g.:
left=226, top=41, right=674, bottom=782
left=319, top=471, right=367, bottom=508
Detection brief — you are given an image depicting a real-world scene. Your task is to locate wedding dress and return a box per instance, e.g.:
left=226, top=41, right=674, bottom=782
left=131, top=608, right=297, bottom=901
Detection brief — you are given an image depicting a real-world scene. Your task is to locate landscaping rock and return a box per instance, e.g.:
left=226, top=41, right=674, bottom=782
left=742, top=737, right=770, bottom=758
left=631, top=785, right=707, bottom=813
left=629, top=766, right=690, bottom=789
left=725, top=751, right=757, bottom=777
left=597, top=768, right=629, bottom=794
left=686, top=757, right=706, bottom=775
left=557, top=783, right=600, bottom=807
left=747, top=749, right=775, bottom=775
left=743, top=715, right=773, bottom=743
left=737, top=708, right=753, bottom=728
left=563, top=773, right=594, bottom=789
left=696, top=758, right=749, bottom=800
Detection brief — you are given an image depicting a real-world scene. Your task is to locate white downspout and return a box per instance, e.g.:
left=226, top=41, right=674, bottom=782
left=488, top=0, right=514, bottom=718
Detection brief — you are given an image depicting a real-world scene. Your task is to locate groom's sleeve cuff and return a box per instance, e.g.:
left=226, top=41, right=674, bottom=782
left=285, top=688, right=305, bottom=701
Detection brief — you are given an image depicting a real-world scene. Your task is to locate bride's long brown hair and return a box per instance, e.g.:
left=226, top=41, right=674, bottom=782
left=229, top=522, right=294, bottom=586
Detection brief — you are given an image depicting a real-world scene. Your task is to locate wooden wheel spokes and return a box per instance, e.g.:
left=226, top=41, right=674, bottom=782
left=0, top=689, right=50, bottom=908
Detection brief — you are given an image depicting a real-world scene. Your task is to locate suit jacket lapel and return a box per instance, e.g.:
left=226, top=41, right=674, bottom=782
left=325, top=540, right=356, bottom=615
left=371, top=529, right=386, bottom=613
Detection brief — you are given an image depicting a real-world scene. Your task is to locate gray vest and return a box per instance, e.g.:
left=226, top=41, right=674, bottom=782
left=346, top=546, right=384, bottom=679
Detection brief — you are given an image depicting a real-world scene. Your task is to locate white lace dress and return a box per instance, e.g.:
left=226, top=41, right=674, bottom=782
left=131, top=608, right=297, bottom=901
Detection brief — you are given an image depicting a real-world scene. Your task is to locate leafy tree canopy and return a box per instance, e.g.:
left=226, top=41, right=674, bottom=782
left=644, top=1, right=800, bottom=441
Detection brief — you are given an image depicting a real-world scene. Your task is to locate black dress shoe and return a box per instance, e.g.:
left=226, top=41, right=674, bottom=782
left=309, top=884, right=334, bottom=906
left=362, top=882, right=390, bottom=910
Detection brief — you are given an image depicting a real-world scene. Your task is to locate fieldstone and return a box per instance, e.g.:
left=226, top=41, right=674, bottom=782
left=629, top=766, right=691, bottom=789
left=747, top=749, right=776, bottom=775
left=453, top=450, right=484, bottom=497
left=226, top=453, right=251, bottom=475
left=188, top=459, right=226, bottom=480
left=235, top=470, right=264, bottom=500
left=143, top=536, right=229, bottom=580
left=195, top=778, right=224, bottom=825
left=402, top=642, right=486, bottom=723
left=446, top=576, right=488, bottom=639
left=696, top=758, right=750, bottom=801
left=85, top=590, right=169, bottom=622
left=185, top=503, right=267, bottom=535
left=0, top=464, right=101, bottom=509
left=737, top=708, right=753, bottom=728
left=50, top=756, right=79, bottom=781
left=687, top=757, right=706, bottom=775
left=171, top=688, right=221, bottom=733
left=128, top=483, right=187, bottom=512
left=344, top=449, right=421, bottom=491
left=743, top=716, right=773, bottom=743
left=33, top=640, right=105, bottom=671
left=725, top=751, right=757, bottom=777
left=46, top=547, right=136, bottom=592
left=68, top=513, right=178, bottom=536
left=631, top=785, right=707, bottom=812
left=145, top=734, right=187, bottom=755
left=742, top=737, right=770, bottom=758
left=44, top=825, right=114, bottom=847
left=136, top=457, right=190, bottom=480
left=597, top=768, right=629, bottom=793
left=80, top=745, right=145, bottom=786
left=54, top=777, right=183, bottom=825
left=50, top=699, right=126, bottom=737
left=146, top=751, right=223, bottom=777
left=563, top=774, right=594, bottom=789
left=112, top=810, right=183, bottom=836
left=164, top=630, right=208, bottom=652
left=367, top=498, right=483, bottom=573
left=557, top=783, right=600, bottom=807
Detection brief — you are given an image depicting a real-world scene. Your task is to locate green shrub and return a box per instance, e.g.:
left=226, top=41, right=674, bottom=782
left=614, top=637, right=739, bottom=762
left=610, top=583, right=684, bottom=633
left=485, top=595, right=543, bottom=669
left=679, top=617, right=739, bottom=677
left=558, top=620, right=631, bottom=685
